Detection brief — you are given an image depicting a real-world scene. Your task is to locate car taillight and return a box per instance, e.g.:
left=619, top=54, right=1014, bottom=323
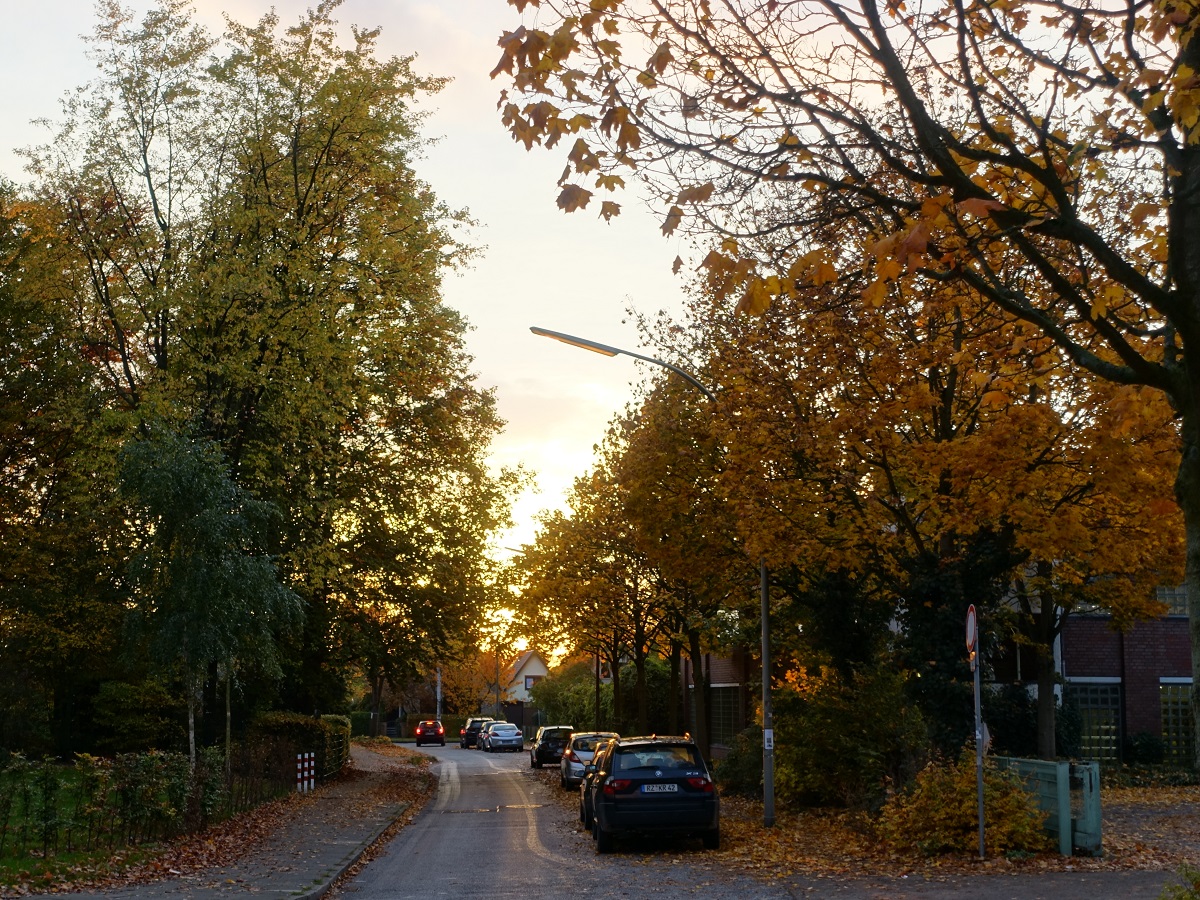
left=563, top=749, right=577, bottom=762
left=686, top=776, right=714, bottom=793
left=460, top=728, right=466, bottom=735
left=602, top=778, right=632, bottom=796
left=437, top=725, right=444, bottom=734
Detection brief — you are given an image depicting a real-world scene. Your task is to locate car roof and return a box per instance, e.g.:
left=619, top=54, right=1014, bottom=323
left=613, top=735, right=696, bottom=748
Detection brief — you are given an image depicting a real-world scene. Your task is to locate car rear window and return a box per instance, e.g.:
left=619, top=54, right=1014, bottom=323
left=613, top=746, right=702, bottom=771
left=573, top=737, right=605, bottom=751
left=545, top=728, right=571, bottom=738
left=492, top=724, right=518, bottom=734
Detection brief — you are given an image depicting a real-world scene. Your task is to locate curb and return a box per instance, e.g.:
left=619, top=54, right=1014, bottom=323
left=294, top=799, right=413, bottom=900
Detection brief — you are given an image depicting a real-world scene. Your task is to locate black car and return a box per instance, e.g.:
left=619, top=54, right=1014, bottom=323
left=529, top=725, right=574, bottom=768
left=459, top=716, right=494, bottom=749
left=414, top=719, right=445, bottom=746
left=587, top=735, right=719, bottom=853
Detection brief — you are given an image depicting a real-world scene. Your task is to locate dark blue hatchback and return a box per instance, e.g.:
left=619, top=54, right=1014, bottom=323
left=588, top=736, right=719, bottom=853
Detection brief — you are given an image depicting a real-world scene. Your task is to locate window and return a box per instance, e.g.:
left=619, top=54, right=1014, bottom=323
left=1156, top=585, right=1189, bottom=616
left=1161, top=683, right=1195, bottom=767
left=1066, top=682, right=1122, bottom=764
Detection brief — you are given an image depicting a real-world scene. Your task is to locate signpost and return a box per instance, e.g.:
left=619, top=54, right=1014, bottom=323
left=967, top=604, right=985, bottom=859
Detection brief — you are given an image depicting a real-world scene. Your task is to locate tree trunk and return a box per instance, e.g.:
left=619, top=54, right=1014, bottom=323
left=1034, top=563, right=1058, bottom=760
left=688, top=628, right=709, bottom=758
left=225, top=671, right=232, bottom=782
left=668, top=637, right=681, bottom=734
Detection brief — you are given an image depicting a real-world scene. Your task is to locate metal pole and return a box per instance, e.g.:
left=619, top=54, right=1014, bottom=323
left=974, top=631, right=985, bottom=859
left=761, top=557, right=775, bottom=828
left=436, top=667, right=442, bottom=721
left=595, top=650, right=601, bottom=730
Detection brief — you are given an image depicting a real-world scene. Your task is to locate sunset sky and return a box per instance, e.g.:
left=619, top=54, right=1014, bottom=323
left=0, top=0, right=693, bottom=551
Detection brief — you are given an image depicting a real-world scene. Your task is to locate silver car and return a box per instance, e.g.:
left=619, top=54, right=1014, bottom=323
left=482, top=722, right=523, bottom=752
left=560, top=731, right=619, bottom=789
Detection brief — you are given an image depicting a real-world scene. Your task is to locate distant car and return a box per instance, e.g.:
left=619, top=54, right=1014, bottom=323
left=587, top=735, right=719, bottom=853
left=560, top=731, right=619, bottom=789
left=529, top=725, right=574, bottom=768
left=480, top=721, right=523, bottom=753
left=414, top=719, right=445, bottom=747
left=460, top=716, right=494, bottom=749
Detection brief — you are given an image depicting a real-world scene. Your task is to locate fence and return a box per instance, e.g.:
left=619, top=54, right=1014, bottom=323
left=0, top=739, right=300, bottom=862
left=994, top=756, right=1102, bottom=856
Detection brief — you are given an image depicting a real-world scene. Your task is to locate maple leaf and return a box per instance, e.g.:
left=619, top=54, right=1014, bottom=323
left=599, top=200, right=620, bottom=221
left=956, top=197, right=1007, bottom=218
left=557, top=184, right=593, bottom=212
left=661, top=204, right=684, bottom=235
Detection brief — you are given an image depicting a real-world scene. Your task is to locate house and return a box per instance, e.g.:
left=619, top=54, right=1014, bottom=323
left=504, top=649, right=550, bottom=704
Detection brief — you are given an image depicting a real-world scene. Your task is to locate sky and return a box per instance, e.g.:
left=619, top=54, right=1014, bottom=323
left=0, top=0, right=693, bottom=552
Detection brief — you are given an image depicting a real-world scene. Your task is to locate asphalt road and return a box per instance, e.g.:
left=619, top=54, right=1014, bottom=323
left=335, top=746, right=1179, bottom=900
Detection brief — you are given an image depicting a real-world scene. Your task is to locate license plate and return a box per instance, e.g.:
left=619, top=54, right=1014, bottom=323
left=642, top=783, right=677, bottom=793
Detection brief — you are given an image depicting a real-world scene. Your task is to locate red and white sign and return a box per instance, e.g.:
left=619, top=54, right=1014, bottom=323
left=965, top=604, right=977, bottom=651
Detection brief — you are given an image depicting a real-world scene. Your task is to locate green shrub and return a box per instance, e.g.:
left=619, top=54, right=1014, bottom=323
left=1124, top=731, right=1168, bottom=765
left=773, top=663, right=927, bottom=808
left=715, top=725, right=764, bottom=796
left=249, top=712, right=347, bottom=781
left=1160, top=863, right=1200, bottom=900
left=91, top=680, right=185, bottom=754
left=879, top=755, right=1053, bottom=856
left=349, top=711, right=372, bottom=737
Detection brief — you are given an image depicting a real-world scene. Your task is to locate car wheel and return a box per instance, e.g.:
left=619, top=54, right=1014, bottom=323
left=702, top=826, right=720, bottom=850
left=593, top=820, right=613, bottom=854
left=560, top=772, right=567, bottom=789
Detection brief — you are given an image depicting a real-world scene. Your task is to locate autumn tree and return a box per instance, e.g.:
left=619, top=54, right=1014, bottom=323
left=494, top=0, right=1200, bottom=762
left=689, top=269, right=1181, bottom=755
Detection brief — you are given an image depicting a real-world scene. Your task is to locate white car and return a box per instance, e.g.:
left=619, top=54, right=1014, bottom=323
left=560, top=731, right=618, bottom=788
left=481, top=722, right=523, bottom=752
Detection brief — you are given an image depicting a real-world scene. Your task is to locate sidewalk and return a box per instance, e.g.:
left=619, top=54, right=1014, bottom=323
left=55, top=746, right=427, bottom=900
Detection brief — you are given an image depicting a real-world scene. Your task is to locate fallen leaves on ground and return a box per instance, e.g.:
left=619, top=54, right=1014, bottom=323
left=531, top=767, right=1200, bottom=878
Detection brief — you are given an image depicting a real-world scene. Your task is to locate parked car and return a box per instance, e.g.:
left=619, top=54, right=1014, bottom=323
left=480, top=721, right=523, bottom=753
left=560, top=731, right=619, bottom=789
left=578, top=737, right=617, bottom=828
left=529, top=725, right=574, bottom=768
left=414, top=719, right=445, bottom=747
left=586, top=735, right=719, bottom=853
left=459, top=716, right=494, bottom=749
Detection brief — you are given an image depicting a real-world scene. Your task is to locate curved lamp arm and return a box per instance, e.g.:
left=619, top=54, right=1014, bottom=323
left=529, top=326, right=715, bottom=402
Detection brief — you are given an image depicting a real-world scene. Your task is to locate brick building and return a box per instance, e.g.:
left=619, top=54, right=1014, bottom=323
left=1059, top=587, right=1193, bottom=764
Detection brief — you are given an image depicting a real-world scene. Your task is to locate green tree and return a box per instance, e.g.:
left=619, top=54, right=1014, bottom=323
left=119, top=426, right=302, bottom=764
left=18, top=0, right=512, bottom=730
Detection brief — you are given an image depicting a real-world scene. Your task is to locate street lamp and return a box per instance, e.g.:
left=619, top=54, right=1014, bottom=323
left=530, top=324, right=775, bottom=828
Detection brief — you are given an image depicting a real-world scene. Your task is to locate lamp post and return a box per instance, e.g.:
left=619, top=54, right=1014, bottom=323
left=531, top=325, right=775, bottom=828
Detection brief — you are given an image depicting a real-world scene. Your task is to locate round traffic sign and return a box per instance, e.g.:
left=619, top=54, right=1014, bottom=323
left=966, top=604, right=977, bottom=651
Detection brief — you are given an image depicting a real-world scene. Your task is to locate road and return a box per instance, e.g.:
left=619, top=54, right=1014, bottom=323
left=334, top=746, right=1178, bottom=900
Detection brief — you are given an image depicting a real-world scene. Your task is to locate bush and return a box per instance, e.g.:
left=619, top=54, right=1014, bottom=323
left=715, top=725, right=764, bottom=796
left=91, top=679, right=186, bottom=754
left=1160, top=863, right=1200, bottom=900
left=879, top=755, right=1053, bottom=856
left=249, top=712, right=348, bottom=782
left=980, top=684, right=1082, bottom=759
left=773, top=663, right=927, bottom=808
left=1124, top=731, right=1168, bottom=766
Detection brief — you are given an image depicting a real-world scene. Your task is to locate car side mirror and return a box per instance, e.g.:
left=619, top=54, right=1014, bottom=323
left=584, top=763, right=596, bottom=774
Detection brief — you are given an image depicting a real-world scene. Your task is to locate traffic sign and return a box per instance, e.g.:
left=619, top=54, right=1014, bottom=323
left=966, top=604, right=977, bottom=651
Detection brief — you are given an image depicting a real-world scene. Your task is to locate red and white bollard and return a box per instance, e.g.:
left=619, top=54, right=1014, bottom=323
left=296, top=752, right=315, bottom=792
